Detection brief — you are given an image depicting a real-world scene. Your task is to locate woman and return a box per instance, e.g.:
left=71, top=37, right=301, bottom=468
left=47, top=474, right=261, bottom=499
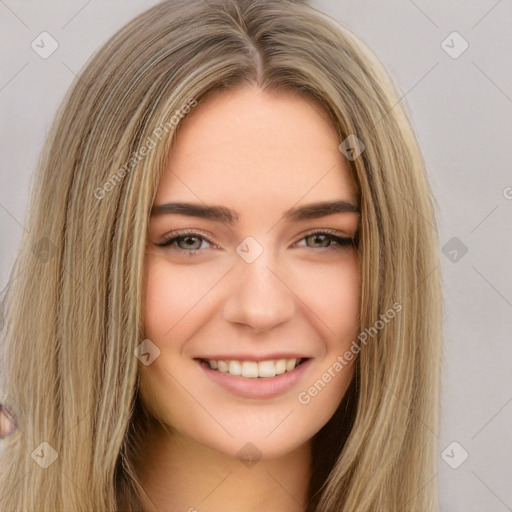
left=0, top=0, right=442, bottom=510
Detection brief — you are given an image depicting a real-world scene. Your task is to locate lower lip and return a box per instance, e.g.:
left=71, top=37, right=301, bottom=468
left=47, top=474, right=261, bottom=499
left=197, top=358, right=313, bottom=399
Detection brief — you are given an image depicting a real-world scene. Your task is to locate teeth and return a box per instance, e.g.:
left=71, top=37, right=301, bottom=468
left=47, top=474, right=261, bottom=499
left=205, top=357, right=302, bottom=378
left=228, top=360, right=242, bottom=376
left=258, top=360, right=276, bottom=378
left=217, top=360, right=228, bottom=373
left=285, top=358, right=297, bottom=371
left=241, top=361, right=258, bottom=378
left=275, top=359, right=286, bottom=375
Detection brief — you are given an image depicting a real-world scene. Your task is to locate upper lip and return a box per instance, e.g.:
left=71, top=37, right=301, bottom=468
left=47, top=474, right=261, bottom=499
left=195, top=354, right=310, bottom=362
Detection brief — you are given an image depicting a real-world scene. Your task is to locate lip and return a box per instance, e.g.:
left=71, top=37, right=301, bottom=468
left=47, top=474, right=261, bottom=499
left=195, top=353, right=309, bottom=362
left=196, top=357, right=313, bottom=399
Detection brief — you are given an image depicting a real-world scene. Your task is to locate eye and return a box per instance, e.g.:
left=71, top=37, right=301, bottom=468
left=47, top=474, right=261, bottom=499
left=297, top=230, right=354, bottom=252
left=305, top=233, right=332, bottom=248
left=155, top=231, right=213, bottom=253
left=175, top=235, right=206, bottom=251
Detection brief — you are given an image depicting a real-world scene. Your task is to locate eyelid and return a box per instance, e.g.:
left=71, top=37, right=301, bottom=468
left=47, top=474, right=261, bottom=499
left=155, top=229, right=217, bottom=249
left=294, top=227, right=352, bottom=240
left=292, top=228, right=354, bottom=249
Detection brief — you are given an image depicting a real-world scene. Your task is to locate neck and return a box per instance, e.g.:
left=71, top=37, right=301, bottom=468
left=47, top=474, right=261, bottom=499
left=134, top=422, right=311, bottom=512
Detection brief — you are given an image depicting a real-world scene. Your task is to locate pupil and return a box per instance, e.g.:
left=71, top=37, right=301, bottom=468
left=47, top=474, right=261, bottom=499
left=180, top=237, right=200, bottom=250
left=309, top=234, right=330, bottom=248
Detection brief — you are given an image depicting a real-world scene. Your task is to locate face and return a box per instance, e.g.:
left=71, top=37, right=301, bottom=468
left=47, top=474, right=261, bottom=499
left=141, top=86, right=360, bottom=461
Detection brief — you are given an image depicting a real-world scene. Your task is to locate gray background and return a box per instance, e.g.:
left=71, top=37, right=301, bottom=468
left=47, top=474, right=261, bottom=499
left=1, top=1, right=511, bottom=510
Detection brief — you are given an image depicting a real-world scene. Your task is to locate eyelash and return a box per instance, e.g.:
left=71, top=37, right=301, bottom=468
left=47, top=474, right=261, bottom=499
left=155, top=229, right=354, bottom=256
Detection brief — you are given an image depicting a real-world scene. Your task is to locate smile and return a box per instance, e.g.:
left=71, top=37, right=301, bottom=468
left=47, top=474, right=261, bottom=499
left=196, top=357, right=313, bottom=399
left=200, top=357, right=304, bottom=378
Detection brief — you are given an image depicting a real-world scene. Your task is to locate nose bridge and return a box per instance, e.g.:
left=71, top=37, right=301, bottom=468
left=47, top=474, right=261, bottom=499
left=222, top=243, right=295, bottom=331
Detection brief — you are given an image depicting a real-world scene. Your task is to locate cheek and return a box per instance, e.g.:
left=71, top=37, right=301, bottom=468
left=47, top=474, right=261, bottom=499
left=144, top=259, right=178, bottom=341
left=326, top=265, right=360, bottom=337
left=291, top=256, right=359, bottom=429
left=292, top=252, right=360, bottom=341
left=143, top=255, right=217, bottom=341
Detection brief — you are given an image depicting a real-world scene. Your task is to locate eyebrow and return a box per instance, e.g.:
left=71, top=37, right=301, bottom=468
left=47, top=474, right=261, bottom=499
left=150, top=200, right=359, bottom=223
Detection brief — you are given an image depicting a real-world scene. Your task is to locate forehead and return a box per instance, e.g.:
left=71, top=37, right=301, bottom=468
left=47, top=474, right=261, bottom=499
left=156, top=86, right=358, bottom=211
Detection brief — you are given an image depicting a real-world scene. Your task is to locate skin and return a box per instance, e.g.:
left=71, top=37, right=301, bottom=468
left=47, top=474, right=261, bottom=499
left=137, top=85, right=361, bottom=512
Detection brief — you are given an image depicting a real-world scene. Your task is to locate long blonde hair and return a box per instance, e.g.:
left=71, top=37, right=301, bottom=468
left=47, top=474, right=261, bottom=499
left=0, top=0, right=442, bottom=510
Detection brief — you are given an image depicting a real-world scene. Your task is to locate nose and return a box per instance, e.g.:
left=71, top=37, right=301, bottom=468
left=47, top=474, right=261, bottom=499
left=222, top=255, right=295, bottom=333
